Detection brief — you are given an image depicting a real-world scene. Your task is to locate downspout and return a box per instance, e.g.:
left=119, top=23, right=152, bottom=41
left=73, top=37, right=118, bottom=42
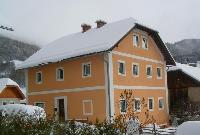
left=104, top=52, right=111, bottom=120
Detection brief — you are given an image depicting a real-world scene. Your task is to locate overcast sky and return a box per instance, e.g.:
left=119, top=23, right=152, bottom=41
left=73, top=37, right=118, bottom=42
left=0, top=0, right=200, bottom=47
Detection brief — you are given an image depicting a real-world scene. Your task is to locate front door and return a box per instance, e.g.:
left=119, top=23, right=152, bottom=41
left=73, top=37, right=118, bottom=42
left=58, top=98, right=65, bottom=121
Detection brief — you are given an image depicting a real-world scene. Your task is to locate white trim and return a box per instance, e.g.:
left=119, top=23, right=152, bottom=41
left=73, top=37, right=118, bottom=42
left=158, top=97, right=164, bottom=110
left=133, top=34, right=139, bottom=47
left=132, top=63, right=139, bottom=77
left=148, top=97, right=154, bottom=111
left=146, top=65, right=152, bottom=78
left=164, top=62, right=169, bottom=114
left=112, top=51, right=164, bottom=64
left=36, top=71, right=43, bottom=84
left=82, top=100, right=93, bottom=115
left=28, top=86, right=104, bottom=96
left=108, top=52, right=115, bottom=117
left=114, top=85, right=166, bottom=90
left=34, top=102, right=45, bottom=109
left=54, top=96, right=67, bottom=120
left=157, top=67, right=162, bottom=79
left=82, top=62, right=91, bottom=78
left=56, top=67, right=64, bottom=81
left=25, top=69, right=29, bottom=104
left=117, top=60, right=126, bottom=76
left=134, top=98, right=141, bottom=112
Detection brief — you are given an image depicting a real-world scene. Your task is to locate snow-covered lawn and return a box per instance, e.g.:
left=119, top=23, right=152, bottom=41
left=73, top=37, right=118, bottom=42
left=176, top=121, right=200, bottom=135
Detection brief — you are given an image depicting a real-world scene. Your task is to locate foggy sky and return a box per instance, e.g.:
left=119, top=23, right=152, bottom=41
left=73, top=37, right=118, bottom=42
left=0, top=0, right=200, bottom=47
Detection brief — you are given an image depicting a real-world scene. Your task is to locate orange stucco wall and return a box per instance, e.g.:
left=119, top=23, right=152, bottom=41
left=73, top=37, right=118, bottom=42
left=0, top=87, right=22, bottom=99
left=28, top=54, right=105, bottom=92
left=28, top=89, right=106, bottom=122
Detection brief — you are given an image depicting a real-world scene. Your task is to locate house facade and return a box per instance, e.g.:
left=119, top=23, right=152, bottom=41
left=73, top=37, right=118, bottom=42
left=17, top=18, right=175, bottom=125
left=0, top=78, right=25, bottom=105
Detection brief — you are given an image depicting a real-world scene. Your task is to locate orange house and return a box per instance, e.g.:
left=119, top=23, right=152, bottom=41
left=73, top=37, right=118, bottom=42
left=0, top=78, right=25, bottom=105
left=17, top=18, right=175, bottom=125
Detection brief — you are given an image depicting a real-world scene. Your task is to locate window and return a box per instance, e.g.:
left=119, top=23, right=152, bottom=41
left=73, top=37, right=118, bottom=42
left=120, top=99, right=127, bottom=113
left=142, top=37, right=148, bottom=49
left=132, top=63, right=139, bottom=77
left=157, top=67, right=162, bottom=79
left=158, top=97, right=164, bottom=110
left=148, top=98, right=154, bottom=111
left=146, top=65, right=152, bottom=78
left=134, top=98, right=141, bottom=112
left=118, top=61, right=126, bottom=76
left=133, top=35, right=139, bottom=47
left=56, top=68, right=64, bottom=81
left=36, top=71, right=42, bottom=84
left=82, top=63, right=91, bottom=77
left=83, top=100, right=93, bottom=115
left=35, top=102, right=45, bottom=109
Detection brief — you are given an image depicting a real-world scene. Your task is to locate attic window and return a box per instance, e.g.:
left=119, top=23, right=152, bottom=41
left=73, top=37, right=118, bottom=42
left=56, top=67, right=64, bottom=81
left=82, top=62, right=91, bottom=77
left=36, top=71, right=42, bottom=84
left=142, top=37, right=148, bottom=49
left=133, top=35, right=139, bottom=47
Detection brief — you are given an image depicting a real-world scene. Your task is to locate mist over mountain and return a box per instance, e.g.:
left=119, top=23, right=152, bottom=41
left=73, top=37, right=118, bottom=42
left=0, top=36, right=40, bottom=87
left=166, top=39, right=200, bottom=64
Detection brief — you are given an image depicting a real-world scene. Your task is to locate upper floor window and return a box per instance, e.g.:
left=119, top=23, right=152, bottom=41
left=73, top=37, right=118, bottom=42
left=146, top=65, right=152, bottom=78
left=134, top=98, right=141, bottom=112
left=120, top=99, right=127, bottom=113
left=133, top=34, right=139, bottom=47
left=82, top=62, right=91, bottom=77
left=56, top=67, right=64, bottom=81
left=148, top=97, right=154, bottom=111
left=157, top=67, right=162, bottom=79
left=36, top=71, right=42, bottom=84
left=158, top=97, right=164, bottom=110
left=118, top=60, right=126, bottom=76
left=142, top=37, right=148, bottom=49
left=132, top=63, right=139, bottom=77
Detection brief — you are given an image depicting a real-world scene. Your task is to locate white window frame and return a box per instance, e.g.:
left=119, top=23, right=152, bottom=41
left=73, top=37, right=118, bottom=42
left=157, top=67, right=162, bottom=79
left=82, top=62, right=91, bottom=78
left=82, top=100, right=93, bottom=115
left=118, top=60, right=126, bottom=76
left=158, top=97, right=164, bottom=110
left=142, top=36, right=148, bottom=50
left=36, top=71, right=43, bottom=84
left=134, top=98, right=141, bottom=112
left=34, top=102, right=45, bottom=109
left=133, top=34, right=139, bottom=47
left=132, top=63, right=139, bottom=77
left=148, top=97, right=154, bottom=111
left=146, top=65, right=152, bottom=78
left=56, top=67, right=64, bottom=81
left=119, top=99, right=127, bottom=114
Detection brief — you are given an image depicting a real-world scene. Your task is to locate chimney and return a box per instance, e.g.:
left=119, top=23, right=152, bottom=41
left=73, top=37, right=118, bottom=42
left=81, top=23, right=91, bottom=33
left=95, top=20, right=107, bottom=28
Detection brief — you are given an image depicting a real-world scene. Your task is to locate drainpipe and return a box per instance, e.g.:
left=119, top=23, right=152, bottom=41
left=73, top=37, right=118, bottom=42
left=104, top=52, right=111, bottom=120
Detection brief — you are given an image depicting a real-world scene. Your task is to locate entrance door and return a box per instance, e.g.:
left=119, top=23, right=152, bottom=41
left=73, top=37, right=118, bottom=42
left=58, top=99, right=65, bottom=121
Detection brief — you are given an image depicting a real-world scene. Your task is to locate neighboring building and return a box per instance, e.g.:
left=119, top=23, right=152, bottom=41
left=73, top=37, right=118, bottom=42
left=0, top=78, right=25, bottom=105
left=16, top=18, right=175, bottom=125
left=168, top=63, right=200, bottom=113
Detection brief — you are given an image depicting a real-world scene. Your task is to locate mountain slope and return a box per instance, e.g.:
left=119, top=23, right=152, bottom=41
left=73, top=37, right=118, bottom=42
left=0, top=36, right=40, bottom=86
left=166, top=39, right=200, bottom=63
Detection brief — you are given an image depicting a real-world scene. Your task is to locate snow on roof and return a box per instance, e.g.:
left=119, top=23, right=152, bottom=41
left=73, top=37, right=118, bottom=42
left=0, top=78, right=19, bottom=93
left=168, top=63, right=200, bottom=82
left=16, top=18, right=139, bottom=69
left=11, top=60, right=23, bottom=67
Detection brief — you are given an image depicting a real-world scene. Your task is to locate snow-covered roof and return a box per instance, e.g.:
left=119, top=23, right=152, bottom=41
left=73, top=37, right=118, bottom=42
left=0, top=78, right=19, bottom=93
left=16, top=17, right=175, bottom=69
left=168, top=63, right=200, bottom=82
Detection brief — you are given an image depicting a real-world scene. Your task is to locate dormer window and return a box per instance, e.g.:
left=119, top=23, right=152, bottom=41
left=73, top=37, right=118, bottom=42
left=133, top=34, right=139, bottom=47
left=142, top=37, right=148, bottom=49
